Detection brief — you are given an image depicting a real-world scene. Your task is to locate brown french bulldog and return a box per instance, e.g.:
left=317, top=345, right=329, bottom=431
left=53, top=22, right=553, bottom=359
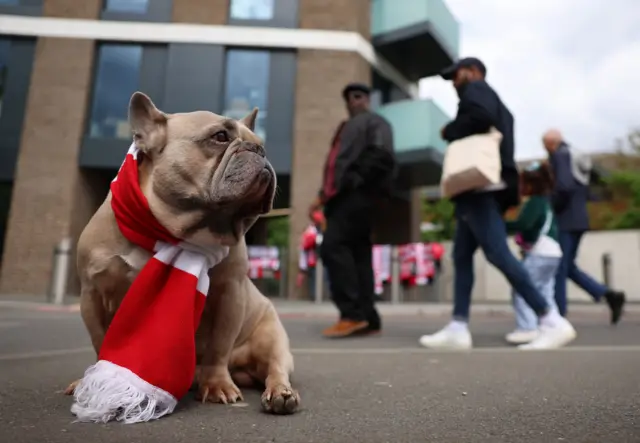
left=65, top=92, right=299, bottom=415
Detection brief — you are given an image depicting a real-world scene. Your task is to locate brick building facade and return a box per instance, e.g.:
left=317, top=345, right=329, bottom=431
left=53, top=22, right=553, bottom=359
left=0, top=0, right=459, bottom=297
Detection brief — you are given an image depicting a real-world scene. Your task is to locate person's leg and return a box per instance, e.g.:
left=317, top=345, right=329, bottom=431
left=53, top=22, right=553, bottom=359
left=419, top=209, right=476, bottom=349
left=507, top=254, right=559, bottom=345
left=508, top=255, right=539, bottom=341
left=559, top=232, right=625, bottom=324
left=451, top=213, right=478, bottom=321
left=565, top=232, right=606, bottom=301
left=463, top=194, right=549, bottom=316
left=452, top=193, right=575, bottom=350
left=353, top=220, right=381, bottom=333
left=537, top=256, right=562, bottom=314
left=554, top=231, right=575, bottom=316
left=519, top=253, right=576, bottom=349
left=320, top=195, right=368, bottom=337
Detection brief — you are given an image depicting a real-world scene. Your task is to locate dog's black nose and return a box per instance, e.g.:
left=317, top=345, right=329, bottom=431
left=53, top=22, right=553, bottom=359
left=237, top=141, right=265, bottom=158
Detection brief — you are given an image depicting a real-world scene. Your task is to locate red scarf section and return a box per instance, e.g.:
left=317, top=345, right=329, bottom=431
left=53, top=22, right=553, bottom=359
left=71, top=144, right=228, bottom=424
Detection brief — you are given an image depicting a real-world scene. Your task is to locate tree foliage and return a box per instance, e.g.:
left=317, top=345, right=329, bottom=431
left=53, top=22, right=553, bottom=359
left=266, top=216, right=289, bottom=248
left=421, top=198, right=455, bottom=242
left=603, top=128, right=640, bottom=229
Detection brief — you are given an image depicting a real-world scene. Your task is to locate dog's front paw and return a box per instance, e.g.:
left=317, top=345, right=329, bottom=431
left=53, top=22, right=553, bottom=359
left=197, top=375, right=243, bottom=404
left=261, top=384, right=300, bottom=415
left=63, top=378, right=82, bottom=395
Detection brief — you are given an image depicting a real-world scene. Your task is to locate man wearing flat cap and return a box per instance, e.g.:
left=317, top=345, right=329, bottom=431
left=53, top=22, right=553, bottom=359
left=419, top=58, right=577, bottom=351
left=309, top=83, right=396, bottom=338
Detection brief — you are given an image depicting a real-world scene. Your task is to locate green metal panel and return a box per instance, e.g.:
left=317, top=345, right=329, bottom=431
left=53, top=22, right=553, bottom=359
left=371, top=0, right=460, bottom=57
left=376, top=99, right=450, bottom=154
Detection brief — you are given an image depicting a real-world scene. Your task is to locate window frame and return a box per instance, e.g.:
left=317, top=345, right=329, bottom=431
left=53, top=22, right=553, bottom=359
left=222, top=48, right=273, bottom=143
left=81, top=42, right=168, bottom=170
left=80, top=44, right=296, bottom=177
left=227, top=0, right=299, bottom=29
left=221, top=46, right=296, bottom=175
left=0, top=37, right=36, bottom=181
left=85, top=42, right=145, bottom=141
left=0, top=0, right=42, bottom=16
left=100, top=0, right=173, bottom=22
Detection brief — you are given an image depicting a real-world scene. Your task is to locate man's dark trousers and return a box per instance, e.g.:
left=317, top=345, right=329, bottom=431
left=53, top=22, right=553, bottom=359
left=320, top=190, right=380, bottom=328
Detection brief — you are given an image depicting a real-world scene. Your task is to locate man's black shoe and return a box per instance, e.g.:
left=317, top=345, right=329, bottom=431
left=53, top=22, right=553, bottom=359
left=604, top=290, right=626, bottom=325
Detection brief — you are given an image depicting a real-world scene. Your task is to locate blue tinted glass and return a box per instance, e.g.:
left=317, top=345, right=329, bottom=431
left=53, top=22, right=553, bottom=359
left=0, top=39, right=10, bottom=121
left=229, top=0, right=274, bottom=20
left=223, top=50, right=270, bottom=141
left=104, top=0, right=148, bottom=13
left=89, top=44, right=142, bottom=139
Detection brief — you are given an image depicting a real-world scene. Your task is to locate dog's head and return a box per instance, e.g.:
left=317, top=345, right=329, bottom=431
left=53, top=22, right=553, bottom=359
left=129, top=92, right=276, bottom=247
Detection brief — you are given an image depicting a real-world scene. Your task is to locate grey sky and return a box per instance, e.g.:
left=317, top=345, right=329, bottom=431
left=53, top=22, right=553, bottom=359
left=419, top=0, right=640, bottom=159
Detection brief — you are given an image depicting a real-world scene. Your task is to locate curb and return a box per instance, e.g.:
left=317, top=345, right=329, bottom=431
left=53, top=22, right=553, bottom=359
left=0, top=300, right=81, bottom=312
left=2, top=299, right=638, bottom=317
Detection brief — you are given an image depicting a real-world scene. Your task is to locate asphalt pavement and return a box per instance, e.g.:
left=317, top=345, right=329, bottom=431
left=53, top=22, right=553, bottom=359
left=1, top=301, right=639, bottom=443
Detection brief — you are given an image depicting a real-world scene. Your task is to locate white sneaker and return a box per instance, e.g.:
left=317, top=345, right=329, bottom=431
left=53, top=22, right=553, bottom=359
left=419, top=323, right=473, bottom=350
left=518, top=318, right=577, bottom=350
left=505, top=329, right=539, bottom=345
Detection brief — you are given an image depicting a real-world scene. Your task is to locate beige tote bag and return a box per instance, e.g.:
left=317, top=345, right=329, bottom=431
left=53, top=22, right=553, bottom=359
left=440, top=128, right=503, bottom=199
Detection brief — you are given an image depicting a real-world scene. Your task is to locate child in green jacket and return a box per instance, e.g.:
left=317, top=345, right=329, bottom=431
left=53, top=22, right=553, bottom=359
left=505, top=162, right=563, bottom=344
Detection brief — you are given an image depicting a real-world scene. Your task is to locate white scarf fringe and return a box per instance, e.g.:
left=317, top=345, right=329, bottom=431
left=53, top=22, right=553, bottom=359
left=71, top=360, right=177, bottom=424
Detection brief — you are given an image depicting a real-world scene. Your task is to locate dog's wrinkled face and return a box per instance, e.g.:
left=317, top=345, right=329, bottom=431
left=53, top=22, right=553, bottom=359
left=129, top=92, right=276, bottom=246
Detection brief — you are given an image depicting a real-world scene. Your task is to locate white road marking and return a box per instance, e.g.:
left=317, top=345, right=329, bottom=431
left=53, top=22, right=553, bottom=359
left=291, top=345, right=640, bottom=355
left=0, top=321, right=22, bottom=329
left=0, top=345, right=639, bottom=362
left=0, top=347, right=93, bottom=361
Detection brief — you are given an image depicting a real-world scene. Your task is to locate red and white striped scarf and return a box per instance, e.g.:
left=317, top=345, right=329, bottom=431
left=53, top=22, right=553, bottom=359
left=71, top=143, right=228, bottom=424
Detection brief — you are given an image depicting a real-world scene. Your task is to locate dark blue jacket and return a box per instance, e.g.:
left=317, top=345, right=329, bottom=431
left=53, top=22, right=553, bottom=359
left=442, top=80, right=520, bottom=212
left=549, top=143, right=590, bottom=232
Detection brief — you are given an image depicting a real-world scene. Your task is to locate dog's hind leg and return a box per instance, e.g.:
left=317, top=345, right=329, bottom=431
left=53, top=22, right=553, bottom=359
left=250, top=307, right=300, bottom=415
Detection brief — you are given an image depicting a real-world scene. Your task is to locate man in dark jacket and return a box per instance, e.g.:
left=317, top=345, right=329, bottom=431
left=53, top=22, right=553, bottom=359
left=420, top=57, right=576, bottom=351
left=543, top=129, right=626, bottom=323
left=308, top=83, right=396, bottom=338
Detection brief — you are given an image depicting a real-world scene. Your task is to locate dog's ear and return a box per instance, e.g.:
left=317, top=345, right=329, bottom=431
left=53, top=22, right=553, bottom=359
left=239, top=107, right=259, bottom=131
left=129, top=92, right=167, bottom=154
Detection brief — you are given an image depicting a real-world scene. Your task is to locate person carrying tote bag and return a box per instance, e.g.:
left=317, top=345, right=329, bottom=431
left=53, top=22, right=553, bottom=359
left=440, top=127, right=503, bottom=199
left=419, top=57, right=576, bottom=351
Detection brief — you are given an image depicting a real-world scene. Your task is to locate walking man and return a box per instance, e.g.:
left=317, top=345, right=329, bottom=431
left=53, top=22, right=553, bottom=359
left=419, top=57, right=577, bottom=350
left=542, top=129, right=626, bottom=323
left=309, top=83, right=396, bottom=338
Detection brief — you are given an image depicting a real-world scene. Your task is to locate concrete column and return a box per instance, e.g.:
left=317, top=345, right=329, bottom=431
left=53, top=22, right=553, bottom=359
left=0, top=1, right=101, bottom=295
left=286, top=0, right=373, bottom=300
left=287, top=49, right=371, bottom=300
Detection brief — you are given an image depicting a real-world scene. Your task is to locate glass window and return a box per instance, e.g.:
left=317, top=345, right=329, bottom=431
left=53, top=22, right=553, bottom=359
left=229, top=0, right=274, bottom=21
left=104, top=0, right=148, bottom=14
left=223, top=50, right=270, bottom=141
left=88, top=44, right=142, bottom=139
left=0, top=39, right=10, bottom=121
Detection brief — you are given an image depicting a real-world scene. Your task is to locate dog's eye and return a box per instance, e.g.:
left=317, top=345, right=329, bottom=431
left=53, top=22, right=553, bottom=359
left=211, top=130, right=229, bottom=143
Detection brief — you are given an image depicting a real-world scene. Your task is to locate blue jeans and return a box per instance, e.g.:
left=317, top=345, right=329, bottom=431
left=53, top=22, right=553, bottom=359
left=452, top=193, right=549, bottom=320
left=513, top=254, right=561, bottom=331
left=554, top=231, right=608, bottom=316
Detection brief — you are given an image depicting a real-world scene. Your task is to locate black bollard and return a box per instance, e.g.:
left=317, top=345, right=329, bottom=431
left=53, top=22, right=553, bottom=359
left=601, top=253, right=611, bottom=288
